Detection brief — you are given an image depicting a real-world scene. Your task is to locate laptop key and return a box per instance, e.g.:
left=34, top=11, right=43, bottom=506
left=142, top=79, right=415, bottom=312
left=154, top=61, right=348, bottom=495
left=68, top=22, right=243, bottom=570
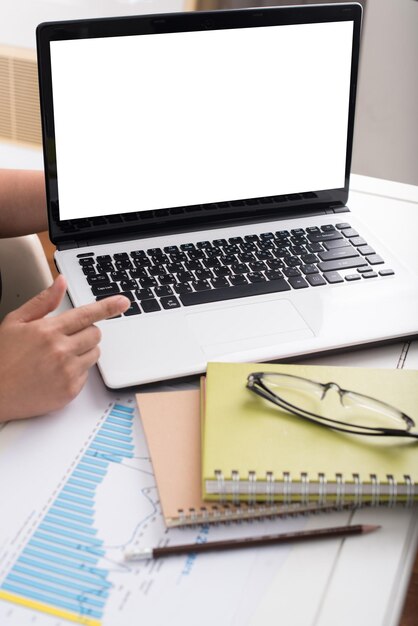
left=120, top=279, right=138, bottom=291
left=284, top=256, right=301, bottom=267
left=114, top=252, right=129, bottom=261
left=159, top=274, right=177, bottom=285
left=231, top=263, right=248, bottom=274
left=247, top=272, right=266, bottom=283
left=345, top=274, right=361, bottom=281
left=288, top=276, right=309, bottom=289
left=229, top=275, right=247, bottom=286
left=366, top=254, right=384, bottom=265
left=188, top=249, right=206, bottom=260
left=185, top=260, right=203, bottom=271
left=91, top=283, right=120, bottom=296
left=362, top=272, right=378, bottom=279
left=213, top=266, right=231, bottom=277
left=115, top=259, right=133, bottom=270
left=131, top=250, right=147, bottom=258
left=249, top=261, right=266, bottom=272
left=307, top=232, right=343, bottom=242
left=87, top=274, right=110, bottom=285
left=265, top=270, right=283, bottom=281
left=204, top=257, right=221, bottom=269
left=301, top=264, right=318, bottom=275
left=96, top=262, right=114, bottom=272
left=147, top=247, right=164, bottom=257
left=306, top=242, right=324, bottom=253
left=175, top=282, right=193, bottom=294
left=301, top=253, right=318, bottom=264
left=240, top=252, right=256, bottom=263
left=141, top=299, right=161, bottom=313
left=79, top=257, right=95, bottom=266
left=82, top=266, right=97, bottom=276
left=318, top=258, right=367, bottom=272
left=124, top=302, right=141, bottom=316
left=349, top=236, right=367, bottom=247
left=212, top=277, right=230, bottom=288
left=192, top=280, right=211, bottom=291
left=359, top=246, right=376, bottom=256
left=323, top=271, right=344, bottom=284
left=379, top=269, right=395, bottom=276
left=306, top=274, right=327, bottom=287
left=135, top=288, right=154, bottom=300
left=323, top=239, right=350, bottom=250
left=341, top=228, right=358, bottom=238
left=139, top=276, right=157, bottom=288
left=180, top=278, right=290, bottom=306
left=256, top=250, right=273, bottom=261
left=111, top=270, right=128, bottom=281
left=149, top=265, right=165, bottom=277
left=130, top=268, right=149, bottom=279
left=267, top=259, right=284, bottom=270
left=283, top=267, right=301, bottom=277
left=155, top=285, right=173, bottom=297
left=180, top=243, right=196, bottom=252
left=166, top=262, right=184, bottom=274
left=160, top=296, right=181, bottom=310
left=177, top=271, right=194, bottom=283
left=195, top=268, right=214, bottom=281
left=318, top=247, right=359, bottom=262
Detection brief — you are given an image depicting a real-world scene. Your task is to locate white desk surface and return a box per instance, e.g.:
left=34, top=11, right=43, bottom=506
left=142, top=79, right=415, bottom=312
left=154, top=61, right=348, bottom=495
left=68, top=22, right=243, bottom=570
left=0, top=174, right=417, bottom=626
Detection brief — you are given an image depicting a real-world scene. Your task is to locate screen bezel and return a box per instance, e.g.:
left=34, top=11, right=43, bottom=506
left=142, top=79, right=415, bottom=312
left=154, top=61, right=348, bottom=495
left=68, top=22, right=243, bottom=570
left=36, top=4, right=362, bottom=248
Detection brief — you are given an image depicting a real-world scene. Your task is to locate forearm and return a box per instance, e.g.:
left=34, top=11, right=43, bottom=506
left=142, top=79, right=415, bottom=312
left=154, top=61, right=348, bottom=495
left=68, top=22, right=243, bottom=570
left=0, top=169, right=48, bottom=237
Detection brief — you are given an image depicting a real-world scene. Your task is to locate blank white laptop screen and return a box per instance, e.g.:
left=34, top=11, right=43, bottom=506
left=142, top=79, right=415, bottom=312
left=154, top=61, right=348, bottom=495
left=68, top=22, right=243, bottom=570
left=49, top=20, right=353, bottom=221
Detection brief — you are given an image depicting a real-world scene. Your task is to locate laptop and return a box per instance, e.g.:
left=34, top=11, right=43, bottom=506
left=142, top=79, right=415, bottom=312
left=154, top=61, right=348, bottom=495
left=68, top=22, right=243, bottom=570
left=36, top=3, right=418, bottom=388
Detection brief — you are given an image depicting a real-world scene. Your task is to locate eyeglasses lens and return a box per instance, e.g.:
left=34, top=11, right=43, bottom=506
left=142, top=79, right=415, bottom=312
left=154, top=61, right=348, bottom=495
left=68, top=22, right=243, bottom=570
left=261, top=374, right=406, bottom=431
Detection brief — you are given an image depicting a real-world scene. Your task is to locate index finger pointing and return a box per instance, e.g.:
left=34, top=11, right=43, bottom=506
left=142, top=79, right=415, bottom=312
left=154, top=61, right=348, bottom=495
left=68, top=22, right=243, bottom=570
left=55, top=295, right=131, bottom=335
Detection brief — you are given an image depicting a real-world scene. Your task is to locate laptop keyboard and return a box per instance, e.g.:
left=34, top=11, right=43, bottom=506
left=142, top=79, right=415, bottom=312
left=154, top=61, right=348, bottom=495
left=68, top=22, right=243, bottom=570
left=77, top=222, right=394, bottom=317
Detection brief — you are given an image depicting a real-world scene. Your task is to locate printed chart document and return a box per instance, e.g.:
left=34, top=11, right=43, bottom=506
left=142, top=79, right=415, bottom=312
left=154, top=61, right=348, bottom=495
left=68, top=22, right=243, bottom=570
left=0, top=341, right=417, bottom=626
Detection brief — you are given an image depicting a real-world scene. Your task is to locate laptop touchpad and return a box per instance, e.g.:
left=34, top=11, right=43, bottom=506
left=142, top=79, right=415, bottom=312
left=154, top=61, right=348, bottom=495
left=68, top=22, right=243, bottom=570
left=185, top=299, right=313, bottom=358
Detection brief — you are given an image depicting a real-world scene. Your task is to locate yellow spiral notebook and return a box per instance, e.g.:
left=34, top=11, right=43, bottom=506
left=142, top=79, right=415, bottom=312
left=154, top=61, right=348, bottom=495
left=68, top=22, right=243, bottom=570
left=202, top=362, right=418, bottom=505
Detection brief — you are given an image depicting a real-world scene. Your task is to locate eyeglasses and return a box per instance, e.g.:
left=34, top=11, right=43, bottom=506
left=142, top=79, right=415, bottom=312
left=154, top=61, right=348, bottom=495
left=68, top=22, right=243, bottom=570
left=246, top=372, right=418, bottom=439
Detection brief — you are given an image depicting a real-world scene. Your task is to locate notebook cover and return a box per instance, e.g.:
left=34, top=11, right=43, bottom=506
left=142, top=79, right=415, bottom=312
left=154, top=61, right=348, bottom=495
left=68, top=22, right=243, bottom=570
left=202, top=362, right=418, bottom=503
left=136, top=388, right=329, bottom=527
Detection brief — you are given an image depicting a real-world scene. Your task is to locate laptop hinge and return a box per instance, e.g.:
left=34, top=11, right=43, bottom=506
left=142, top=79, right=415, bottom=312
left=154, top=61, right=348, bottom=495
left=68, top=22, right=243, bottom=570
left=57, top=240, right=79, bottom=251
left=326, top=205, right=351, bottom=214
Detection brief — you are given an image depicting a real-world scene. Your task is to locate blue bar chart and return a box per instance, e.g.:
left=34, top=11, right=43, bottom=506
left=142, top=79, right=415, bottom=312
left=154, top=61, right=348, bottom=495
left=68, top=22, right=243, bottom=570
left=0, top=403, right=135, bottom=626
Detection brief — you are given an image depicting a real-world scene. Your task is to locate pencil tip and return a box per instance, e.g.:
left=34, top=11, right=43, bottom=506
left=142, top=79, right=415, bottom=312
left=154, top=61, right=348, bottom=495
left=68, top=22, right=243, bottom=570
left=362, top=524, right=381, bottom=533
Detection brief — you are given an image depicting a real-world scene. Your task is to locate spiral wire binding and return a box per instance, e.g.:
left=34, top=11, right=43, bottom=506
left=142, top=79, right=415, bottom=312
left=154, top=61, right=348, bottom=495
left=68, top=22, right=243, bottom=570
left=335, top=473, right=344, bottom=508
left=404, top=475, right=414, bottom=506
left=248, top=471, right=257, bottom=505
left=387, top=475, right=396, bottom=507
left=283, top=472, right=291, bottom=505
left=370, top=474, right=379, bottom=507
left=300, top=472, right=309, bottom=506
left=207, top=471, right=415, bottom=509
left=231, top=470, right=240, bottom=505
left=215, top=469, right=226, bottom=504
left=318, top=473, right=327, bottom=507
